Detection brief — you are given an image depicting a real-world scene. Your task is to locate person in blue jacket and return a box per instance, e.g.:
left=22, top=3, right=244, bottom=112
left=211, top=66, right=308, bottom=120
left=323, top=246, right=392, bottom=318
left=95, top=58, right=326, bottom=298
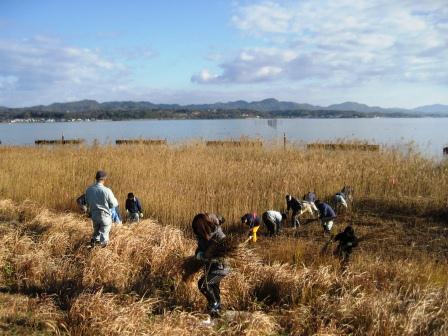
left=241, top=212, right=261, bottom=242
left=314, top=199, right=336, bottom=234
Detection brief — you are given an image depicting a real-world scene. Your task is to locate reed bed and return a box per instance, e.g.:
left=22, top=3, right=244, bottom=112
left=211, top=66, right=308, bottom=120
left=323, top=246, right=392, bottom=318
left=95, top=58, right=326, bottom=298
left=0, top=143, right=447, bottom=230
left=0, top=144, right=447, bottom=335
left=0, top=198, right=447, bottom=335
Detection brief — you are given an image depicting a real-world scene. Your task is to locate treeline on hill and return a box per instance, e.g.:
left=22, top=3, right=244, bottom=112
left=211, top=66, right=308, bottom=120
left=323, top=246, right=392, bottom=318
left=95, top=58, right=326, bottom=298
left=0, top=107, right=436, bottom=121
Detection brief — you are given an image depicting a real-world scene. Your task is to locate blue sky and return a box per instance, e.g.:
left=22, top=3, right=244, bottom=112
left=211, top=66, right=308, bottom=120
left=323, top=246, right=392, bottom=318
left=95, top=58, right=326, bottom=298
left=0, top=0, right=447, bottom=107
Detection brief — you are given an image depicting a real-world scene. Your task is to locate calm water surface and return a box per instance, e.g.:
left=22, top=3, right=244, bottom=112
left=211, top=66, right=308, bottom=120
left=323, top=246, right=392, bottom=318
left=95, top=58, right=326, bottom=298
left=0, top=118, right=445, bottom=157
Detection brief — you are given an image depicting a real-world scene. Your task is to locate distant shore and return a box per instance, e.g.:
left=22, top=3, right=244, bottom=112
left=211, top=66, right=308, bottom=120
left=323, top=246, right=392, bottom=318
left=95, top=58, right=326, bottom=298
left=2, top=111, right=448, bottom=124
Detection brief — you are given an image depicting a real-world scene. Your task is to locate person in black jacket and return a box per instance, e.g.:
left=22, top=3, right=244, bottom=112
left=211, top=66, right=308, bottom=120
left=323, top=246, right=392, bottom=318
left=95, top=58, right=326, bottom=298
left=334, top=226, right=358, bottom=263
left=76, top=194, right=88, bottom=213
left=192, top=213, right=229, bottom=317
left=286, top=194, right=302, bottom=228
left=125, top=192, right=143, bottom=223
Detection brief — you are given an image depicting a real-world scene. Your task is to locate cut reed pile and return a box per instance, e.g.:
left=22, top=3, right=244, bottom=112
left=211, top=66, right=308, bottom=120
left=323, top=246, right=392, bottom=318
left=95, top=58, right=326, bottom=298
left=1, top=199, right=447, bottom=335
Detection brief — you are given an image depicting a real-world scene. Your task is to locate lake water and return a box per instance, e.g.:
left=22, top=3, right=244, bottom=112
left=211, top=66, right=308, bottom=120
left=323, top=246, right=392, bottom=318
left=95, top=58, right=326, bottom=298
left=0, top=118, right=446, bottom=157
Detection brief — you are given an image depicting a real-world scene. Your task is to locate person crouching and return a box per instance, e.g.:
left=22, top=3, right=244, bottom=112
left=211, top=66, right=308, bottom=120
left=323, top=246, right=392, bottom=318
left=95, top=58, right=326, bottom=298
left=125, top=192, right=143, bottom=223
left=241, top=212, right=261, bottom=243
left=334, top=226, right=358, bottom=264
left=192, top=213, right=229, bottom=317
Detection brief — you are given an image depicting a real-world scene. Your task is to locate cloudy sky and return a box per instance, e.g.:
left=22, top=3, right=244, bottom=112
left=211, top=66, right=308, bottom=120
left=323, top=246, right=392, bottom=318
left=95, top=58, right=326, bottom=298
left=1, top=0, right=447, bottom=107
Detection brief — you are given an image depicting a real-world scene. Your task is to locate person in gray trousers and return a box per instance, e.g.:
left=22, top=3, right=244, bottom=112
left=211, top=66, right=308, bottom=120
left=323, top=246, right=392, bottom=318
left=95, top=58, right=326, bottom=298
left=85, top=170, right=119, bottom=247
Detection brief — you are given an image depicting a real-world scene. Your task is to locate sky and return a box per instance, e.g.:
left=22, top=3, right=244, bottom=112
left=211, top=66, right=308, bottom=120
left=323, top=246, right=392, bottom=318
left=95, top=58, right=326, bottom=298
left=0, top=0, right=447, bottom=108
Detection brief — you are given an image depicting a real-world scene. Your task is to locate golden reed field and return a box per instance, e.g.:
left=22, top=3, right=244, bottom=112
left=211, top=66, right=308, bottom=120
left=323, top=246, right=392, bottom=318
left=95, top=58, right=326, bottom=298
left=0, top=143, right=447, bottom=335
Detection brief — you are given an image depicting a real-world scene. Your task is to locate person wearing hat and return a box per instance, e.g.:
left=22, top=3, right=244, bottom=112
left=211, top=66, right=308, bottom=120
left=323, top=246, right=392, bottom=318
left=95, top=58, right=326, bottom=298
left=85, top=170, right=119, bottom=247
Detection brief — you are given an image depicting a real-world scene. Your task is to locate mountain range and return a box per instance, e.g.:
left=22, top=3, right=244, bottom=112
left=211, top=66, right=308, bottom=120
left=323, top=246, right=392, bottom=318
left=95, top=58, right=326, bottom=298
left=1, top=98, right=447, bottom=114
left=1, top=99, right=447, bottom=122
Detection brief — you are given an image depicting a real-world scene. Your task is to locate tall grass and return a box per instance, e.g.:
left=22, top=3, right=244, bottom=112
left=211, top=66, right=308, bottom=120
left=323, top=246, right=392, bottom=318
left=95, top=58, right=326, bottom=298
left=0, top=144, right=447, bottom=230
left=0, top=144, right=447, bottom=335
left=0, top=199, right=447, bottom=335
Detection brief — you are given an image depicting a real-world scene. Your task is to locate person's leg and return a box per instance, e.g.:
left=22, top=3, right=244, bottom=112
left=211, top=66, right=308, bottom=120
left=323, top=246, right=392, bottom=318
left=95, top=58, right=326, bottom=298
left=291, top=210, right=298, bottom=228
left=267, top=221, right=275, bottom=236
left=207, top=265, right=229, bottom=311
left=262, top=213, right=274, bottom=236
left=98, top=215, right=112, bottom=245
left=133, top=212, right=140, bottom=222
left=91, top=219, right=101, bottom=243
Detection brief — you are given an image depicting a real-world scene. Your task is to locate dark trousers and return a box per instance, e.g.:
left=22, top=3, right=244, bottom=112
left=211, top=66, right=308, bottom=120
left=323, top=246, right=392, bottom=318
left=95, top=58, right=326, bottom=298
left=198, top=262, right=229, bottom=308
left=334, top=244, right=353, bottom=263
left=291, top=209, right=300, bottom=228
left=262, top=213, right=279, bottom=236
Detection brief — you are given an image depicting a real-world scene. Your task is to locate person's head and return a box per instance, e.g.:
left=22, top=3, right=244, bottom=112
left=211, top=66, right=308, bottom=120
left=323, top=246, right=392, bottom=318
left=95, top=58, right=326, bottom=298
left=127, top=192, right=134, bottom=199
left=95, top=170, right=107, bottom=183
left=281, top=212, right=287, bottom=223
left=286, top=194, right=292, bottom=202
left=192, top=213, right=224, bottom=241
left=344, top=225, right=354, bottom=235
left=216, top=215, right=225, bottom=225
left=241, top=214, right=248, bottom=224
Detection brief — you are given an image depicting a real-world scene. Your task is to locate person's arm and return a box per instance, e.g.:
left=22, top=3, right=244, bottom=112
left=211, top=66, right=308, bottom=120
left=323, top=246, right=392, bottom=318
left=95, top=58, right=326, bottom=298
left=125, top=199, right=130, bottom=212
left=136, top=198, right=142, bottom=213
left=107, top=189, right=119, bottom=209
left=350, top=236, right=358, bottom=248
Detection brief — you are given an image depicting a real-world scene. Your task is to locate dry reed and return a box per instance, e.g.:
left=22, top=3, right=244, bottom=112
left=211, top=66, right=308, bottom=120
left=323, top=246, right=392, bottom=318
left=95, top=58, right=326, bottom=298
left=0, top=144, right=447, bottom=335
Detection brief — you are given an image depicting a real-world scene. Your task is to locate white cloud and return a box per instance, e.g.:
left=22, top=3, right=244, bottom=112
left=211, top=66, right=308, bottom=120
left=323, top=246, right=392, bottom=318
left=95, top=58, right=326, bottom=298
left=192, top=48, right=295, bottom=84
left=194, top=0, right=448, bottom=87
left=191, top=69, right=219, bottom=83
left=0, top=36, right=130, bottom=106
left=231, top=1, right=294, bottom=34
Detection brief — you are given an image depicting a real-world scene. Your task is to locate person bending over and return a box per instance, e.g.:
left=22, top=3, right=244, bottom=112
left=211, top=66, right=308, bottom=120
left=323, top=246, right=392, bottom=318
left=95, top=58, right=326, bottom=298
left=286, top=194, right=302, bottom=228
left=262, top=210, right=287, bottom=236
left=241, top=212, right=261, bottom=243
left=192, top=213, right=229, bottom=317
left=315, top=199, right=336, bottom=234
left=334, top=226, right=358, bottom=263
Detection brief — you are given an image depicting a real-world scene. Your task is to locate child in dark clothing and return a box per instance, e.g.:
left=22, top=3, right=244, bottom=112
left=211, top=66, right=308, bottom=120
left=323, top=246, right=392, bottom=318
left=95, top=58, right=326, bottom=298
left=334, top=226, right=358, bottom=263
left=125, top=192, right=143, bottom=223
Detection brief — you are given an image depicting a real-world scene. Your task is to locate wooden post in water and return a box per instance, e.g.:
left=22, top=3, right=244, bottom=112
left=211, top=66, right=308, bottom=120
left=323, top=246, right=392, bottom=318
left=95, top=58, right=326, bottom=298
left=443, top=147, right=448, bottom=156
left=283, top=133, right=286, bottom=150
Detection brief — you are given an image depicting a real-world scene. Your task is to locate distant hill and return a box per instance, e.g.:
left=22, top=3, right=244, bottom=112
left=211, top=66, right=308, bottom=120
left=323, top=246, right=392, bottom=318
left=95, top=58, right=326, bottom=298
left=1, top=98, right=447, bottom=121
left=4, top=98, right=444, bottom=114
left=326, top=101, right=409, bottom=114
left=413, top=104, right=448, bottom=113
